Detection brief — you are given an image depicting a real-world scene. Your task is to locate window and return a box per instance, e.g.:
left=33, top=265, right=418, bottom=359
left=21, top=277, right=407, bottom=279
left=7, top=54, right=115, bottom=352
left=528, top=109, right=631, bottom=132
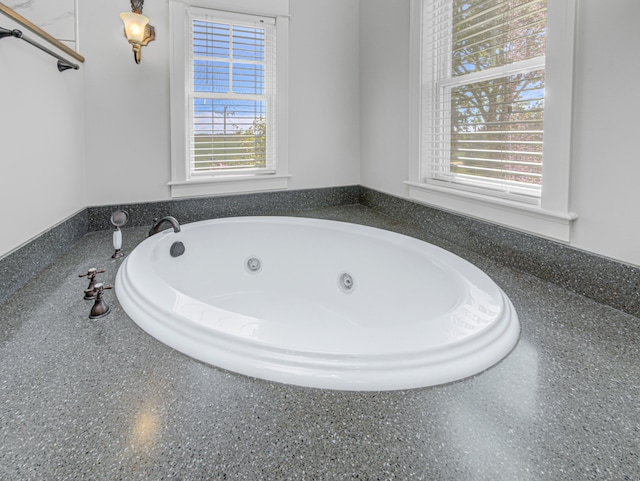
left=169, top=0, right=289, bottom=198
left=191, top=13, right=274, bottom=175
left=408, top=0, right=577, bottom=241
left=427, top=0, right=547, bottom=199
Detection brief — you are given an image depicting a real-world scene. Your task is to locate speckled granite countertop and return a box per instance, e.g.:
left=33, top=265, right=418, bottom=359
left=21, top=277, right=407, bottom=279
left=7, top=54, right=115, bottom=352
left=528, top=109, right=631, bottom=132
left=1, top=206, right=638, bottom=480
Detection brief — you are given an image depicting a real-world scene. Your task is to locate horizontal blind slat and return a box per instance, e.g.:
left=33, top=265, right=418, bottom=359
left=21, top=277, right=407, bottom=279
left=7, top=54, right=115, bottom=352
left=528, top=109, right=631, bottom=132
left=190, top=14, right=274, bottom=175
left=422, top=0, right=547, bottom=196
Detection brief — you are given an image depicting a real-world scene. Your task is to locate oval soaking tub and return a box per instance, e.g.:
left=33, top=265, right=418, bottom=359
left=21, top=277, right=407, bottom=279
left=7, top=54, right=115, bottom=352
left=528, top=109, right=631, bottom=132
left=115, top=216, right=519, bottom=391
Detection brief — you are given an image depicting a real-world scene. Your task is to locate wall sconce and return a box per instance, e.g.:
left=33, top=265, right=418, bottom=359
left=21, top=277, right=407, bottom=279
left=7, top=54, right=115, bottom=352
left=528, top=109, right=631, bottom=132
left=120, top=0, right=155, bottom=64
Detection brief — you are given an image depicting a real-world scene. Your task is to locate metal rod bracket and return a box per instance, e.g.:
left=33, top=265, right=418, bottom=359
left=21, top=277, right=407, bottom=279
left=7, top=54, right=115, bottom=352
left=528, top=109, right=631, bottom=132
left=0, top=26, right=79, bottom=71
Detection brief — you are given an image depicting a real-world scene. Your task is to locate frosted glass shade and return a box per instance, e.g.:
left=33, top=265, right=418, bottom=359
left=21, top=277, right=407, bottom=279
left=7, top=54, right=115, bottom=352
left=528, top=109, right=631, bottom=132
left=120, top=12, right=149, bottom=44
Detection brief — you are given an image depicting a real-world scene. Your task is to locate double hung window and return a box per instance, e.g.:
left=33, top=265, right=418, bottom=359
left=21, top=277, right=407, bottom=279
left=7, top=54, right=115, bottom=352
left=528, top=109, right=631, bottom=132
left=409, top=0, right=576, bottom=241
left=169, top=0, right=289, bottom=198
left=424, top=0, right=547, bottom=200
left=190, top=12, right=275, bottom=175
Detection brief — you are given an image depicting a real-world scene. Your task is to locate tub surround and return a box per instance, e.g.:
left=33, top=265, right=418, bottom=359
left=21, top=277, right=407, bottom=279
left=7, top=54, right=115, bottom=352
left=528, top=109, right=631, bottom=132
left=0, top=209, right=87, bottom=305
left=1, top=185, right=639, bottom=318
left=86, top=186, right=361, bottom=232
left=0, top=205, right=638, bottom=480
left=360, top=187, right=640, bottom=318
left=0, top=187, right=358, bottom=306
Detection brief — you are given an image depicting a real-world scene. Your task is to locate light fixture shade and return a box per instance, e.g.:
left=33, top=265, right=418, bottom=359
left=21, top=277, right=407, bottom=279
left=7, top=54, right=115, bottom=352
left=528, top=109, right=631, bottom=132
left=120, top=12, right=149, bottom=44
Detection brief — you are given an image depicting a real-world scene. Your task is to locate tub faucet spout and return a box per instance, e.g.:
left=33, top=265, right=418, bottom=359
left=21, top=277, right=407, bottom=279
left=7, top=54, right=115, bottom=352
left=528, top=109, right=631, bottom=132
left=149, top=216, right=181, bottom=236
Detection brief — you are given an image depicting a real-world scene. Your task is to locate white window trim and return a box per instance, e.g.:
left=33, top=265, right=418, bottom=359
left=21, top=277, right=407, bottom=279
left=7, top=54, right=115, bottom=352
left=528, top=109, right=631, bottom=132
left=169, top=0, right=290, bottom=198
left=408, top=0, right=578, bottom=242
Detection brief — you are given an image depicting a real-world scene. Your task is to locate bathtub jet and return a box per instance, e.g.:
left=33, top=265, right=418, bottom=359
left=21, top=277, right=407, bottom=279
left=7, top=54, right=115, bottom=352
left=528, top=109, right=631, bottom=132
left=115, top=217, right=519, bottom=391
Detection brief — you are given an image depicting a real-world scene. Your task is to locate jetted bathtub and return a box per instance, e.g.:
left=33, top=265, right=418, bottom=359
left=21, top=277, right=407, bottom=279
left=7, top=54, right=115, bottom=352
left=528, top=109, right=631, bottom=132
left=115, top=216, right=519, bottom=391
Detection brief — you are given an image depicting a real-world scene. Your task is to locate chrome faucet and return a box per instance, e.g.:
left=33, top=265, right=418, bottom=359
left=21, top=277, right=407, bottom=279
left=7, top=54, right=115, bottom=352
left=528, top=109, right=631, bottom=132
left=148, top=216, right=181, bottom=236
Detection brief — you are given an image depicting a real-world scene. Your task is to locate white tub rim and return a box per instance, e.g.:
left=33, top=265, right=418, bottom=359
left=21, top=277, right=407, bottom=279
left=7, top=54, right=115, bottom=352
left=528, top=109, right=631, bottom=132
left=115, top=216, right=520, bottom=391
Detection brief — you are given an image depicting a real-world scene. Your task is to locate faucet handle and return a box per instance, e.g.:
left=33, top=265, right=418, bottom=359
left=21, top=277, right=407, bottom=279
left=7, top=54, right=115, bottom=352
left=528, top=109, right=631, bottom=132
left=78, top=267, right=105, bottom=278
left=79, top=268, right=106, bottom=299
left=94, top=283, right=113, bottom=293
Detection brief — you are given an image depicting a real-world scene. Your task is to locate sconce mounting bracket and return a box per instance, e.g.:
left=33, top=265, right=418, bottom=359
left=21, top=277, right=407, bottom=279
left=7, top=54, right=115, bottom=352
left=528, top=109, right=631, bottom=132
left=130, top=0, right=145, bottom=15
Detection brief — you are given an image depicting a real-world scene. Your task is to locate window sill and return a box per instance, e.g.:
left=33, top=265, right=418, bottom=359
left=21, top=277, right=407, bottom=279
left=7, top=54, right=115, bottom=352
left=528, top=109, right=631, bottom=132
left=169, top=174, right=291, bottom=198
left=404, top=181, right=578, bottom=242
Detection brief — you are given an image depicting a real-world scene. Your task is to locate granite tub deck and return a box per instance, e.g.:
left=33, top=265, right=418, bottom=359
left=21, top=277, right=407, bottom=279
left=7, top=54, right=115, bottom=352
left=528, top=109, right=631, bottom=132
left=0, top=206, right=638, bottom=481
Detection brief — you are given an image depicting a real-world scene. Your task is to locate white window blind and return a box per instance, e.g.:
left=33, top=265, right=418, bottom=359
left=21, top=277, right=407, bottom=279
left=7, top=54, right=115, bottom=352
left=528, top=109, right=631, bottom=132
left=189, top=11, right=276, bottom=176
left=422, top=0, right=547, bottom=200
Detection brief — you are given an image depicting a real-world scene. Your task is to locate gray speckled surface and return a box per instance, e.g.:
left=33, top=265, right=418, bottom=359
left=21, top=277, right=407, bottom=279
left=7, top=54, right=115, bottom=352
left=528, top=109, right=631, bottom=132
left=360, top=187, right=640, bottom=318
left=1, top=205, right=639, bottom=480
left=0, top=209, right=87, bottom=306
left=11, top=186, right=635, bottom=319
left=87, top=185, right=360, bottom=231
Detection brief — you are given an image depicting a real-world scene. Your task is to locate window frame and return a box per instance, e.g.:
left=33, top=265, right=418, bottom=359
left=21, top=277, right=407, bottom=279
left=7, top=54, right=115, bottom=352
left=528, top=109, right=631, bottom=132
left=408, top=0, right=578, bottom=242
left=169, top=0, right=289, bottom=198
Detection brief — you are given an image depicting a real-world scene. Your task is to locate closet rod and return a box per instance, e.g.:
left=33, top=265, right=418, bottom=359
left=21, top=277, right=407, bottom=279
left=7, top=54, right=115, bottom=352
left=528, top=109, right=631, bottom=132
left=0, top=26, right=79, bottom=72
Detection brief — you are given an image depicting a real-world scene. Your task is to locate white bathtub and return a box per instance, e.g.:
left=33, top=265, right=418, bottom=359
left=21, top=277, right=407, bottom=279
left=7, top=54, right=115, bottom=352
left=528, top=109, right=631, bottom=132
left=115, top=216, right=519, bottom=391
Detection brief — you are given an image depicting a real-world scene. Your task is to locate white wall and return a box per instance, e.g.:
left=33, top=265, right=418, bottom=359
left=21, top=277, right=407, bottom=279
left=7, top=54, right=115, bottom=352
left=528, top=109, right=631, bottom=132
left=4, top=0, right=639, bottom=269
left=569, top=0, right=640, bottom=266
left=0, top=14, right=86, bottom=257
left=81, top=0, right=171, bottom=205
left=359, top=0, right=409, bottom=194
left=80, top=0, right=361, bottom=206
left=359, top=0, right=640, bottom=268
left=289, top=0, right=361, bottom=189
